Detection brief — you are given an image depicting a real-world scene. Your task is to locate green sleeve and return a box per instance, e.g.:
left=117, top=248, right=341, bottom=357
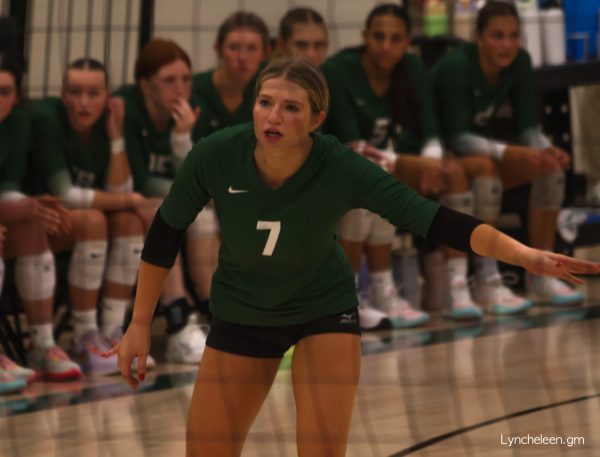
left=321, top=60, right=363, bottom=143
left=336, top=145, right=440, bottom=237
left=0, top=108, right=30, bottom=193
left=159, top=138, right=212, bottom=229
left=510, top=51, right=541, bottom=139
left=30, top=101, right=72, bottom=192
left=433, top=54, right=474, bottom=147
left=405, top=54, right=439, bottom=142
left=121, top=104, right=153, bottom=193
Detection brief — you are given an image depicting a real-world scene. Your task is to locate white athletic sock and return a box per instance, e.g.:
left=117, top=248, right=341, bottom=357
left=446, top=257, right=468, bottom=284
left=474, top=255, right=500, bottom=283
left=72, top=309, right=98, bottom=342
left=370, top=270, right=394, bottom=304
left=100, top=297, right=130, bottom=339
left=30, top=323, right=55, bottom=349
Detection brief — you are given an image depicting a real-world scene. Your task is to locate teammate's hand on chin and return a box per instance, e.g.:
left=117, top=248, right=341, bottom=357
left=171, top=98, right=201, bottom=134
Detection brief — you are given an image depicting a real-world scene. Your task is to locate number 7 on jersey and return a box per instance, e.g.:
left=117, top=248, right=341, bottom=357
left=256, top=221, right=281, bottom=256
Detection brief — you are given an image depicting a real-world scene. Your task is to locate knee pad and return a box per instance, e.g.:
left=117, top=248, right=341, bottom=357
left=187, top=206, right=219, bottom=239
left=472, top=176, right=503, bottom=221
left=105, top=236, right=144, bottom=286
left=338, top=209, right=372, bottom=243
left=530, top=171, right=565, bottom=210
left=366, top=213, right=396, bottom=246
left=439, top=191, right=475, bottom=216
left=15, top=250, right=56, bottom=301
left=68, top=240, right=108, bottom=290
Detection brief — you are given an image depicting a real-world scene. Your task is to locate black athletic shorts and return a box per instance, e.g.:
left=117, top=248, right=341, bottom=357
left=206, top=307, right=361, bottom=358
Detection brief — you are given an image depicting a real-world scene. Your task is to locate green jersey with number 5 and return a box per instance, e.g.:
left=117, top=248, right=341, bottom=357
left=159, top=123, right=440, bottom=326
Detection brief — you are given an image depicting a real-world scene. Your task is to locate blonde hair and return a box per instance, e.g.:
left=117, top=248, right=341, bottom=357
left=254, top=57, right=328, bottom=115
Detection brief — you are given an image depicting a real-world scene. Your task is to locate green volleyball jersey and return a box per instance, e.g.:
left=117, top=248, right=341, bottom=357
left=322, top=50, right=439, bottom=153
left=30, top=98, right=109, bottom=194
left=191, top=69, right=257, bottom=139
left=115, top=85, right=178, bottom=196
left=432, top=43, right=543, bottom=153
left=0, top=106, right=30, bottom=193
left=159, top=123, right=440, bottom=326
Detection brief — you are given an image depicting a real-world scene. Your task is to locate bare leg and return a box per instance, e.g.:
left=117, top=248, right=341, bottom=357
left=104, top=210, right=145, bottom=300
left=497, top=153, right=558, bottom=250
left=50, top=209, right=108, bottom=313
left=364, top=244, right=392, bottom=272
left=528, top=208, right=558, bottom=250
left=292, top=333, right=361, bottom=457
left=5, top=220, right=53, bottom=324
left=338, top=239, right=364, bottom=273
left=186, top=347, right=281, bottom=457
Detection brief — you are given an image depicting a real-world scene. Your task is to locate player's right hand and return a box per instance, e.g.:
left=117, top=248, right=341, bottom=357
left=102, top=321, right=150, bottom=389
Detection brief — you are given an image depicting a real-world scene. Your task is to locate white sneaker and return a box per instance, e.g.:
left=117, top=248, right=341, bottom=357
left=444, top=276, right=484, bottom=320
left=528, top=276, right=584, bottom=306
left=165, top=314, right=207, bottom=364
left=473, top=274, right=532, bottom=315
left=371, top=286, right=429, bottom=329
left=357, top=295, right=391, bottom=330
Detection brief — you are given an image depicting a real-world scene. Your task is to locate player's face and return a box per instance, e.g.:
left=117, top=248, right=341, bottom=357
left=283, top=23, right=329, bottom=66
left=478, top=15, right=520, bottom=70
left=363, top=14, right=410, bottom=72
left=217, top=28, right=266, bottom=84
left=253, top=77, right=323, bottom=150
left=141, top=59, right=192, bottom=116
left=62, top=69, right=108, bottom=132
left=0, top=71, right=17, bottom=123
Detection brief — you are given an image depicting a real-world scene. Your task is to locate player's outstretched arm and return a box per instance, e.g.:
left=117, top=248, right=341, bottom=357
left=470, top=224, right=600, bottom=285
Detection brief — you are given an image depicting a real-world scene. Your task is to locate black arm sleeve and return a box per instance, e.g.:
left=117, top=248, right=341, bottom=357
left=425, top=205, right=484, bottom=254
left=141, top=210, right=187, bottom=268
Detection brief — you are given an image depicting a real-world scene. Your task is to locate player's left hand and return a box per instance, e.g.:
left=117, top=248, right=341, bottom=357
left=520, top=248, right=600, bottom=285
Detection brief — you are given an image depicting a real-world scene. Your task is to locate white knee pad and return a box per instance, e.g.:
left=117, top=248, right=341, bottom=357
left=15, top=250, right=56, bottom=301
left=530, top=171, right=565, bottom=210
left=187, top=206, right=219, bottom=239
left=338, top=209, right=372, bottom=243
left=472, top=176, right=503, bottom=221
left=366, top=213, right=396, bottom=246
left=105, top=236, right=144, bottom=286
left=68, top=240, right=108, bottom=290
left=439, top=191, right=475, bottom=216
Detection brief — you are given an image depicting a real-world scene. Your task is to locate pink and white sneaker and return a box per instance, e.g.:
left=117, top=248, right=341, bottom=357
left=27, top=345, right=82, bottom=381
left=371, top=286, right=430, bottom=329
left=473, top=274, right=532, bottom=315
left=528, top=276, right=584, bottom=306
left=0, top=354, right=37, bottom=384
left=443, top=276, right=484, bottom=320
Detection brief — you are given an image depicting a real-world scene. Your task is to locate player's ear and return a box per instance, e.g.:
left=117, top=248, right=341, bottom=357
left=310, top=111, right=326, bottom=131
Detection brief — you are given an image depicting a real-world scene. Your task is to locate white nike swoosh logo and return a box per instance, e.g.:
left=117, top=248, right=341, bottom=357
left=228, top=186, right=249, bottom=194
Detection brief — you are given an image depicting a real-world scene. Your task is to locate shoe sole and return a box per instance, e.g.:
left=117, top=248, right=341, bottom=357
left=443, top=310, right=484, bottom=321
left=44, top=369, right=83, bottom=382
left=390, top=315, right=430, bottom=329
left=489, top=301, right=533, bottom=316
